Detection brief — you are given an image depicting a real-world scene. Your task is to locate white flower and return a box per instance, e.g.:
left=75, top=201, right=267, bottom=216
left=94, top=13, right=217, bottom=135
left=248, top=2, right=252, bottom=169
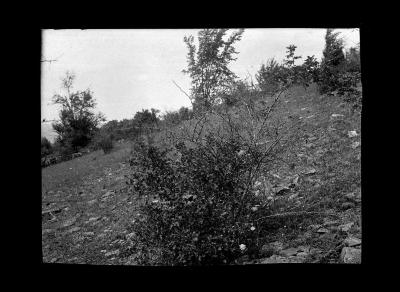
left=239, top=244, right=246, bottom=251
left=250, top=226, right=256, bottom=231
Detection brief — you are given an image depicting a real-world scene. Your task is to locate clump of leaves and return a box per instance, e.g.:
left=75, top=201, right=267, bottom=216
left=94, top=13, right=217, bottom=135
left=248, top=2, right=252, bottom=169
left=97, top=135, right=114, bottom=154
left=126, top=134, right=274, bottom=265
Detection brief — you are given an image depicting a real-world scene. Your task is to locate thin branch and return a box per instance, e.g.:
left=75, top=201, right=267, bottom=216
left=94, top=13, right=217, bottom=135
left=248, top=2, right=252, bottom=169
left=255, top=211, right=339, bottom=222
left=172, top=80, right=194, bottom=107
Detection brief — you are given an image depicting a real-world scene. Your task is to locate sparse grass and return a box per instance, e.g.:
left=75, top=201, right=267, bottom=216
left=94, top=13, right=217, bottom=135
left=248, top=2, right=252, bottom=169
left=42, top=141, right=134, bottom=193
left=42, top=83, right=361, bottom=264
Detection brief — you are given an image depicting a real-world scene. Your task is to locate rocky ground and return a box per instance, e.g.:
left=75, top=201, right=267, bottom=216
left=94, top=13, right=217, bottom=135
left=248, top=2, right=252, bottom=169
left=42, top=86, right=361, bottom=264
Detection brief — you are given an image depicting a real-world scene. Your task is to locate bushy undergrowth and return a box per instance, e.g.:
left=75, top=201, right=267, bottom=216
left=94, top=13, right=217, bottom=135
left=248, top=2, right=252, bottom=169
left=127, top=130, right=282, bottom=265
left=97, top=135, right=114, bottom=154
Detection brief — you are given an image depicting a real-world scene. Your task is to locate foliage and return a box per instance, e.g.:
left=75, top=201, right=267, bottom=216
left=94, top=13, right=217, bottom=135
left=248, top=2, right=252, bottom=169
left=97, top=135, right=114, bottom=154
left=126, top=74, right=299, bottom=265
left=318, top=29, right=346, bottom=94
left=183, top=29, right=245, bottom=110
left=162, top=107, right=193, bottom=126
left=41, top=137, right=53, bottom=157
left=255, top=58, right=282, bottom=94
left=52, top=72, right=106, bottom=153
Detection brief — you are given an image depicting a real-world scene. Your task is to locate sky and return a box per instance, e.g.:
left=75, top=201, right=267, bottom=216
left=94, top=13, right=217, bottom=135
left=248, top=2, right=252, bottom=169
left=41, top=28, right=359, bottom=126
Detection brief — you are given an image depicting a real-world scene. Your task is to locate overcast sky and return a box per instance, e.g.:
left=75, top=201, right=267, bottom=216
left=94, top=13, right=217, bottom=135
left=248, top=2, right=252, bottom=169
left=41, top=28, right=359, bottom=123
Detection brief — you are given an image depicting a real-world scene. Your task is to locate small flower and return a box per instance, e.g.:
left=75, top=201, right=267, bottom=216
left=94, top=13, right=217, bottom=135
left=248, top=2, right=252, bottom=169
left=250, top=226, right=256, bottom=231
left=239, top=244, right=246, bottom=251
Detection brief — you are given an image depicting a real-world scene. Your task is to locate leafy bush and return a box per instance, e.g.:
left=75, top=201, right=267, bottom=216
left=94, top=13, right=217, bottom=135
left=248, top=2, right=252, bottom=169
left=97, top=135, right=114, bottom=154
left=127, top=134, right=273, bottom=265
left=41, top=137, right=53, bottom=157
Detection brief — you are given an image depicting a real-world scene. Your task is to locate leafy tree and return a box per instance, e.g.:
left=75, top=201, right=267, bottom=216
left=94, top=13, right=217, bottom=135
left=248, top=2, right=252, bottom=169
left=183, top=29, right=245, bottom=110
left=345, top=47, right=361, bottom=73
left=318, top=29, right=346, bottom=93
left=41, top=137, right=53, bottom=157
left=255, top=58, right=282, bottom=94
left=52, top=72, right=105, bottom=153
left=298, top=55, right=320, bottom=89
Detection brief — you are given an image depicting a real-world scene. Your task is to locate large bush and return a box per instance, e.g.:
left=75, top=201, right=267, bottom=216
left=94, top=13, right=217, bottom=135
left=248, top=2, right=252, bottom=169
left=127, top=134, right=271, bottom=265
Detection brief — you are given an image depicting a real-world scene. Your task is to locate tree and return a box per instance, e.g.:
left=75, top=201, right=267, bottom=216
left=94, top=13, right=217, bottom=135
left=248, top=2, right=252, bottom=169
left=183, top=29, right=245, bottom=110
left=298, top=55, right=320, bottom=89
left=41, top=137, right=53, bottom=157
left=52, top=71, right=105, bottom=153
left=318, top=29, right=346, bottom=93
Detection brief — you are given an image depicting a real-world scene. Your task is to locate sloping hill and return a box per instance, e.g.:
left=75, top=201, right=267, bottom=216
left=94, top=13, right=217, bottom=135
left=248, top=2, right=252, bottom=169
left=41, top=86, right=361, bottom=264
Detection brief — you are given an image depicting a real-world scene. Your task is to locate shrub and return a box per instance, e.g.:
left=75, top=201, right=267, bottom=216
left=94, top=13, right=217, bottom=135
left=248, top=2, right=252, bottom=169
left=127, top=135, right=272, bottom=265
left=41, top=137, right=53, bottom=157
left=97, top=135, right=114, bottom=154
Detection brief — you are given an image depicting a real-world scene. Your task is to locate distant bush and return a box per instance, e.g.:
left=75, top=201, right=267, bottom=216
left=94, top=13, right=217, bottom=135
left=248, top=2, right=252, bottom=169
left=97, top=135, right=114, bottom=154
left=41, top=137, right=53, bottom=157
left=162, top=107, right=193, bottom=126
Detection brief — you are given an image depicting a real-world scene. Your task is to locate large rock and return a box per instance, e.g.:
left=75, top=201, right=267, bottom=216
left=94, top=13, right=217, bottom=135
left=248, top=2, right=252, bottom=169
left=340, top=247, right=361, bottom=264
left=280, top=247, right=298, bottom=257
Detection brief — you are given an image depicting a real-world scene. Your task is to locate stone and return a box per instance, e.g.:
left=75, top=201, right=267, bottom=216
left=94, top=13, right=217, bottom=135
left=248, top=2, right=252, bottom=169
left=331, top=114, right=344, bottom=118
left=303, top=168, right=317, bottom=175
left=339, top=222, right=354, bottom=232
left=105, top=250, right=120, bottom=257
left=260, top=255, right=291, bottom=264
left=351, top=141, right=360, bottom=149
left=348, top=130, right=358, bottom=138
left=340, top=247, right=361, bottom=264
left=341, top=202, right=355, bottom=210
left=62, top=217, right=77, bottom=228
left=269, top=241, right=284, bottom=252
left=309, top=224, right=322, bottom=230
left=280, top=247, right=298, bottom=257
left=67, top=227, right=81, bottom=233
left=344, top=237, right=361, bottom=247
left=87, top=199, right=97, bottom=206
left=323, top=220, right=339, bottom=227
left=316, top=228, right=329, bottom=234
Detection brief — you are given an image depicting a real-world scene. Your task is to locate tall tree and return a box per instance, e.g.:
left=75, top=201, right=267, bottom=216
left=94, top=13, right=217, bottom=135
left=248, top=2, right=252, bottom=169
left=52, top=71, right=105, bottom=153
left=318, top=29, right=346, bottom=93
left=183, top=29, right=244, bottom=110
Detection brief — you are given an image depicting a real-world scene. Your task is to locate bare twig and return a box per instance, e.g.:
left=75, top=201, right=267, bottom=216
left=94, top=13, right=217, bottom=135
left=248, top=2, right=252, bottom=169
left=172, top=80, right=194, bottom=107
left=255, top=211, right=338, bottom=222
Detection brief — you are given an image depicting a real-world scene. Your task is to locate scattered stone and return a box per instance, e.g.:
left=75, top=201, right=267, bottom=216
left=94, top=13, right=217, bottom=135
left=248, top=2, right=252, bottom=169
left=260, top=245, right=275, bottom=257
left=87, top=199, right=97, bottom=206
left=348, top=130, right=358, bottom=138
left=331, top=114, right=344, bottom=118
left=341, top=202, right=355, bottom=210
left=67, top=227, right=81, bottom=233
left=280, top=247, right=298, bottom=257
left=309, top=224, right=322, bottom=230
left=344, top=237, right=361, bottom=247
left=288, top=193, right=298, bottom=200
left=62, top=217, right=78, bottom=228
left=269, top=241, right=284, bottom=252
left=88, top=216, right=100, bottom=222
left=339, top=222, right=354, bottom=232
left=351, top=141, right=360, bottom=149
left=303, top=168, right=317, bottom=175
left=105, top=250, right=120, bottom=257
left=83, top=232, right=95, bottom=236
left=296, top=252, right=309, bottom=258
left=274, top=186, right=290, bottom=196
left=316, top=228, right=329, bottom=234
left=323, top=220, right=339, bottom=227
left=340, top=247, right=361, bottom=264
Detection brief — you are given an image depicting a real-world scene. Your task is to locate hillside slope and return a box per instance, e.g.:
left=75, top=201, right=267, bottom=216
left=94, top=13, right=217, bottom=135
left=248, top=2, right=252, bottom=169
left=42, top=86, right=361, bottom=264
